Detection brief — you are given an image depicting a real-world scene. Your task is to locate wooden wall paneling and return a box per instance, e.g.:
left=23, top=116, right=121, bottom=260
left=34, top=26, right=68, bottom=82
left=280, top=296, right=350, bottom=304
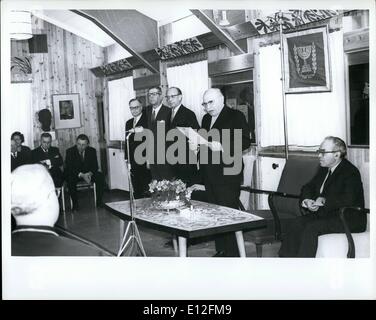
left=25, top=18, right=105, bottom=162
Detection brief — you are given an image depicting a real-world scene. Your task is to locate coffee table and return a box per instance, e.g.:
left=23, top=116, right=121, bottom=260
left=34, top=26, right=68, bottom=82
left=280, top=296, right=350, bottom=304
left=105, top=198, right=266, bottom=257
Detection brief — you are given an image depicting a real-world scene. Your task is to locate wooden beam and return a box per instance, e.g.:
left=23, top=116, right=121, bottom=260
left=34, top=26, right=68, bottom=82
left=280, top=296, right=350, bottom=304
left=70, top=9, right=159, bottom=74
left=190, top=9, right=245, bottom=55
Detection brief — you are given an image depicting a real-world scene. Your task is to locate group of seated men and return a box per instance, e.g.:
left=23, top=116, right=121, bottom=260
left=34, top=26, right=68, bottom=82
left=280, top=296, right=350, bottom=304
left=11, top=131, right=104, bottom=211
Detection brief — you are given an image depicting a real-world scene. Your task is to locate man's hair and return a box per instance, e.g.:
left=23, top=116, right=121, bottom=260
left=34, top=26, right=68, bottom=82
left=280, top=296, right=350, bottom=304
left=325, top=136, right=347, bottom=158
left=168, top=87, right=182, bottom=95
left=11, top=164, right=55, bottom=217
left=148, top=86, right=162, bottom=94
left=41, top=132, right=52, bottom=140
left=76, top=134, right=90, bottom=144
left=11, top=131, right=24, bottom=142
left=129, top=98, right=142, bottom=105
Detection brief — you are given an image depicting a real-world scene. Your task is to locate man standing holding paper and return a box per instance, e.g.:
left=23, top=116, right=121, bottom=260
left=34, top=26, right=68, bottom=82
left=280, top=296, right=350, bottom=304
left=166, top=87, right=200, bottom=186
left=198, top=88, right=251, bottom=257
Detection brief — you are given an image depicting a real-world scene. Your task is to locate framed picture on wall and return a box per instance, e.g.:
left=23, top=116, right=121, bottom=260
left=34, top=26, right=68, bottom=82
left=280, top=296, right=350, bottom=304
left=283, top=26, right=331, bottom=93
left=52, top=93, right=81, bottom=129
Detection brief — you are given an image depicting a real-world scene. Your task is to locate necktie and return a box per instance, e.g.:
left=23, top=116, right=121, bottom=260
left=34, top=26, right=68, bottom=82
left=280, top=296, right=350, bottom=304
left=80, top=151, right=84, bottom=162
left=320, top=169, right=332, bottom=195
left=171, top=109, right=176, bottom=123
left=152, top=109, right=156, bottom=123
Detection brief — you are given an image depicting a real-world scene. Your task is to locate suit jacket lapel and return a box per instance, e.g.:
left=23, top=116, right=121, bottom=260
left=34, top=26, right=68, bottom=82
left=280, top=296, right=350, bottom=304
left=322, top=159, right=346, bottom=191
left=211, top=106, right=229, bottom=130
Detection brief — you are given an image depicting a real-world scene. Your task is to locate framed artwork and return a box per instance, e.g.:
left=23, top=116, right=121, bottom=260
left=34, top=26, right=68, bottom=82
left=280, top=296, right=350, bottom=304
left=283, top=26, right=331, bottom=93
left=52, top=93, right=81, bottom=129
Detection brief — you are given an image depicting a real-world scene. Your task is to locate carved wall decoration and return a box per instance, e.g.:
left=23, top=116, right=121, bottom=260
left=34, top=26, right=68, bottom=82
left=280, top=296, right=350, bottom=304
left=155, top=37, right=204, bottom=60
left=91, top=58, right=133, bottom=77
left=251, top=10, right=339, bottom=35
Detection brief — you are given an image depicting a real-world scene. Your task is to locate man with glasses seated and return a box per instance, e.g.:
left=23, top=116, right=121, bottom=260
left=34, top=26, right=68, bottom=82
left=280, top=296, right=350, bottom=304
left=279, top=136, right=366, bottom=257
left=124, top=98, right=151, bottom=199
left=145, top=86, right=173, bottom=181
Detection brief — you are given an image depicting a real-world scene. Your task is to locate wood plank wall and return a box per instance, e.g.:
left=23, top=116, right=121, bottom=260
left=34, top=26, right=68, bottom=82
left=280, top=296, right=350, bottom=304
left=27, top=17, right=105, bottom=164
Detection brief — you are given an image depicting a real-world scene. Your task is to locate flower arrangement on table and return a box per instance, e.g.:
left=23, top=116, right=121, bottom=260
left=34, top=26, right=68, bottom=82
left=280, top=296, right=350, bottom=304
left=148, top=179, right=193, bottom=210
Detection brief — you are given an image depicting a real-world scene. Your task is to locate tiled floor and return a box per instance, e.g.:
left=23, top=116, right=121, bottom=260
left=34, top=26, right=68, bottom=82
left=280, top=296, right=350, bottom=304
left=56, top=189, right=281, bottom=257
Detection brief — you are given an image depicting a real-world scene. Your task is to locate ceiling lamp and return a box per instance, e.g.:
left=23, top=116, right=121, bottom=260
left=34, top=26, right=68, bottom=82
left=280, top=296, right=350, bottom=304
left=218, top=10, right=230, bottom=26
left=10, top=10, right=33, bottom=40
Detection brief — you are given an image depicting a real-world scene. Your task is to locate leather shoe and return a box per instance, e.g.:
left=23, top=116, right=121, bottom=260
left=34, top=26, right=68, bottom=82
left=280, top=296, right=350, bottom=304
left=212, top=251, right=225, bottom=257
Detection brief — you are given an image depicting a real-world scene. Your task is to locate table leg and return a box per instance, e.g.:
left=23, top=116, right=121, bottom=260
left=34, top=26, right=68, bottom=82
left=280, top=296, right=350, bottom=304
left=172, top=235, right=178, bottom=253
left=178, top=236, right=187, bottom=257
left=235, top=231, right=246, bottom=258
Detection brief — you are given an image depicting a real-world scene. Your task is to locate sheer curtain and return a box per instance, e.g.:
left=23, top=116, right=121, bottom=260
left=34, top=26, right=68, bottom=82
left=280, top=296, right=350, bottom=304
left=10, top=83, right=33, bottom=147
left=167, top=60, right=209, bottom=124
left=108, top=76, right=135, bottom=141
left=259, top=31, right=346, bottom=147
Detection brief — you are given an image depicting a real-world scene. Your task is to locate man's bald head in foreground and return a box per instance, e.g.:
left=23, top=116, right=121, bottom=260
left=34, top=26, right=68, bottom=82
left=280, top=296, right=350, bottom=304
left=11, top=164, right=59, bottom=227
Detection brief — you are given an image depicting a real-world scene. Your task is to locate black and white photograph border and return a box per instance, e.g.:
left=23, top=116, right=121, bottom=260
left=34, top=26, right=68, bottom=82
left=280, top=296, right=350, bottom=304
left=1, top=0, right=375, bottom=300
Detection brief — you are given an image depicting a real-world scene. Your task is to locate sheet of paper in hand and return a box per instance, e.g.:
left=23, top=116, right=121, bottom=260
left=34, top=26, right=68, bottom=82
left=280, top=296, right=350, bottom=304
left=177, top=127, right=209, bottom=146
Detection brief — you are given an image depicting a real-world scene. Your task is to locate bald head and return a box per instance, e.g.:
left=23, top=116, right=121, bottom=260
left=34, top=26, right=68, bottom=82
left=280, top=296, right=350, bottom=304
left=11, top=164, right=59, bottom=227
left=202, top=88, right=224, bottom=117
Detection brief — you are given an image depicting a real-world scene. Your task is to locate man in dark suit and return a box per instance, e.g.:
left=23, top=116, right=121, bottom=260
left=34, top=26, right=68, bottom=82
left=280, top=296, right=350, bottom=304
left=198, top=88, right=251, bottom=257
left=11, top=164, right=108, bottom=256
left=166, top=87, right=200, bottom=186
left=145, top=86, right=173, bottom=181
left=32, top=132, right=64, bottom=188
left=125, top=98, right=151, bottom=199
left=11, top=131, right=32, bottom=171
left=65, top=134, right=104, bottom=210
left=279, top=136, right=366, bottom=257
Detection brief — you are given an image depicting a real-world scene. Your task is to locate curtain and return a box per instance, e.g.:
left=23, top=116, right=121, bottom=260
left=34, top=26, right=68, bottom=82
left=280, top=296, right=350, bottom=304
left=10, top=83, right=33, bottom=147
left=108, top=76, right=135, bottom=141
left=166, top=60, right=209, bottom=124
left=259, top=31, right=346, bottom=147
left=259, top=45, right=285, bottom=147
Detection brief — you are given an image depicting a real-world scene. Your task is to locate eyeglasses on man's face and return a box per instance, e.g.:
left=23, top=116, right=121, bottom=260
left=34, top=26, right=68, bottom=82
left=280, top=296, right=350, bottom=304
left=166, top=94, right=180, bottom=99
left=148, top=92, right=161, bottom=97
left=202, top=100, right=214, bottom=108
left=129, top=106, right=142, bottom=110
left=316, top=149, right=340, bottom=154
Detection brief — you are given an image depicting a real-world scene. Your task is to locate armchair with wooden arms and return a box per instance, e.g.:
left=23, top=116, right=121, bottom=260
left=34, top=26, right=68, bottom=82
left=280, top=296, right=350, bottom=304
left=316, top=207, right=370, bottom=258
left=239, top=156, right=320, bottom=257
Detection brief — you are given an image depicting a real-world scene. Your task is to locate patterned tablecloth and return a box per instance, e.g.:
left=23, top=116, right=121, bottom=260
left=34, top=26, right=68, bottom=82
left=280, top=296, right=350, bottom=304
left=106, top=198, right=263, bottom=232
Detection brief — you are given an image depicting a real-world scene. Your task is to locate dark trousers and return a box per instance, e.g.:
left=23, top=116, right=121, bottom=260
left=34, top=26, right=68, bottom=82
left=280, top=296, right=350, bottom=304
left=205, top=182, right=241, bottom=257
left=66, top=171, right=104, bottom=206
left=279, top=210, right=367, bottom=257
left=131, top=165, right=151, bottom=199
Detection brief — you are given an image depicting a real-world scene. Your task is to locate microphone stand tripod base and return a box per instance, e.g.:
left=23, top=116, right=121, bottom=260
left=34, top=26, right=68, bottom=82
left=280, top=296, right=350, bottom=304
left=117, top=136, right=146, bottom=257
left=117, top=219, right=146, bottom=257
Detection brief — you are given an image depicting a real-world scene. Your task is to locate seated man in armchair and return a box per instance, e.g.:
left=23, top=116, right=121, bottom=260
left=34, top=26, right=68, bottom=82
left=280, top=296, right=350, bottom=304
left=279, top=136, right=366, bottom=258
left=65, top=134, right=104, bottom=211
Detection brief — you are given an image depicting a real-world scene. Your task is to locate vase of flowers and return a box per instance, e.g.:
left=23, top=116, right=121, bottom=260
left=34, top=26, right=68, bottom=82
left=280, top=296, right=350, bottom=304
left=149, top=179, right=192, bottom=210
